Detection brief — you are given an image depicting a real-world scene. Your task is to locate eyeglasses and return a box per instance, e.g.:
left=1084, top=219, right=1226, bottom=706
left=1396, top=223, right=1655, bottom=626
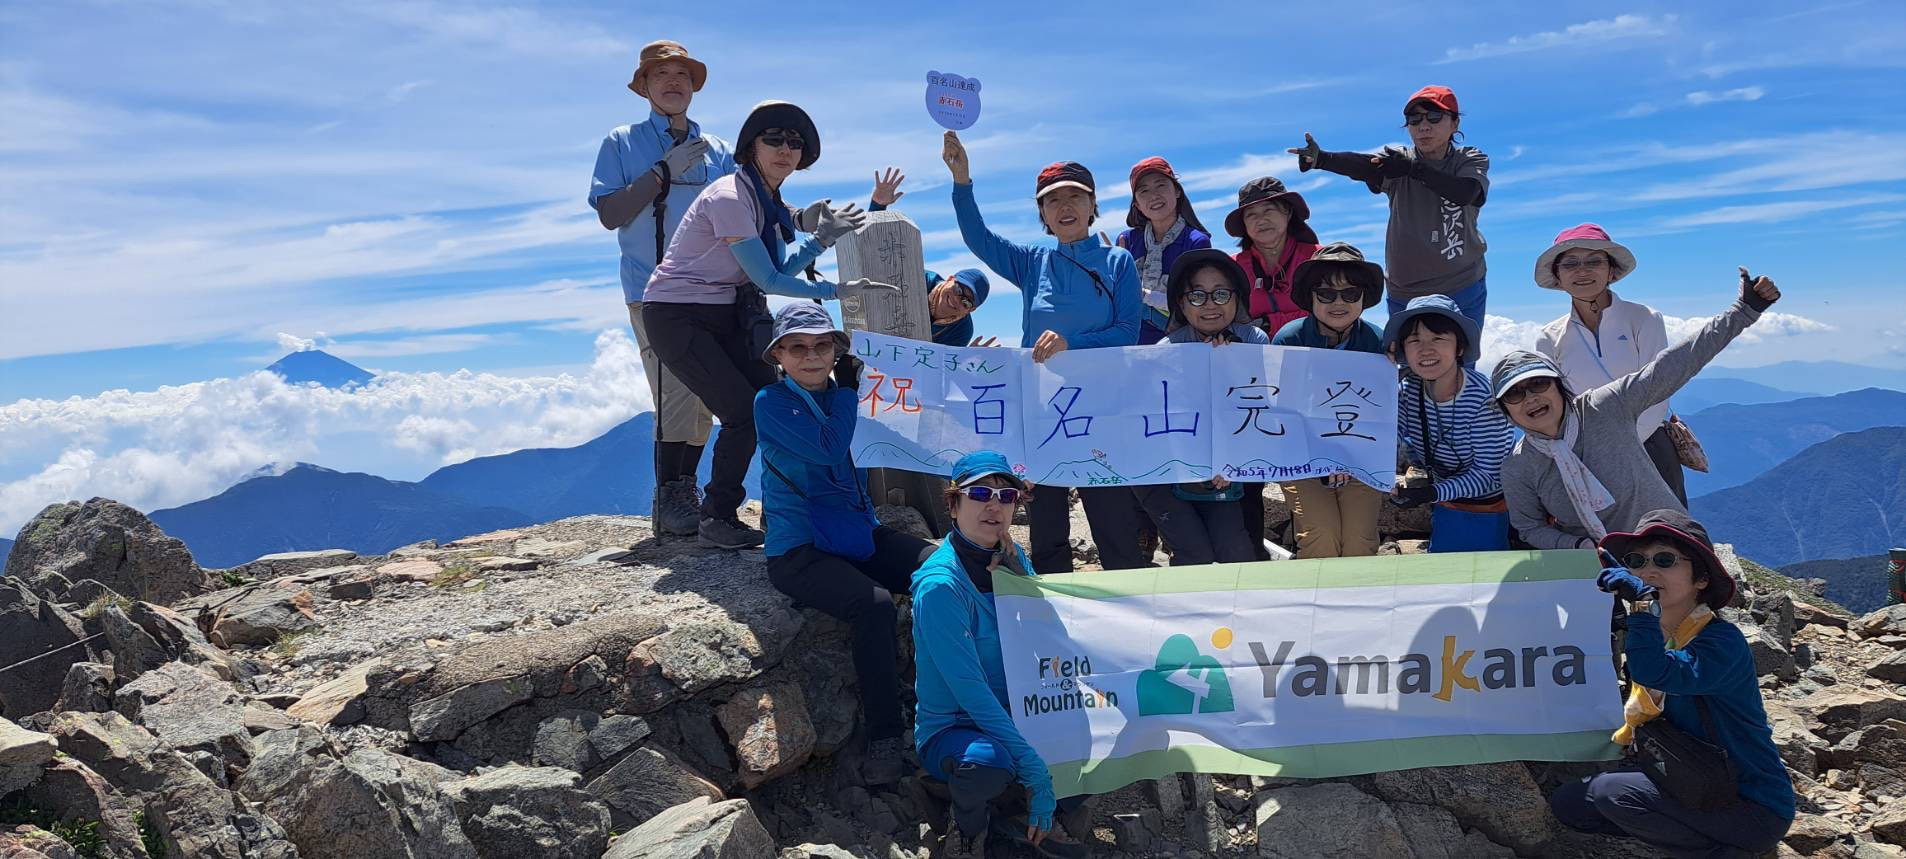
left=776, top=340, right=836, bottom=359
left=1405, top=111, right=1448, bottom=127
left=759, top=130, right=806, bottom=151
left=1622, top=551, right=1688, bottom=570
left=1499, top=376, right=1555, bottom=405
left=1556, top=256, right=1609, bottom=272
left=1184, top=289, right=1235, bottom=307
left=1311, top=286, right=1365, bottom=305
left=960, top=486, right=1023, bottom=505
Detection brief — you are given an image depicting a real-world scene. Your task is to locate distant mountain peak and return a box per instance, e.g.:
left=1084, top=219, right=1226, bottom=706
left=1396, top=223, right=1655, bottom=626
left=265, top=350, right=374, bottom=389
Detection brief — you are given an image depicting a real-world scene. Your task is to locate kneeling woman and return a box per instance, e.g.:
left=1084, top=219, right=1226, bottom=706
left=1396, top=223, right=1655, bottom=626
left=756, top=303, right=932, bottom=786
left=1552, top=509, right=1794, bottom=855
left=913, top=451, right=1089, bottom=858
left=1133, top=249, right=1263, bottom=565
left=1383, top=295, right=1516, bottom=551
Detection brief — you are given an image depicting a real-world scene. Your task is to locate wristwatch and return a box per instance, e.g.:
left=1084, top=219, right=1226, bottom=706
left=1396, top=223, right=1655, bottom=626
left=1633, top=600, right=1660, bottom=617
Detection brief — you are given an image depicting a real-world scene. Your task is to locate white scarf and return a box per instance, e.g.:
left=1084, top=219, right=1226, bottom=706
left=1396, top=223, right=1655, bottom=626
left=1526, top=407, right=1616, bottom=540
left=1140, top=217, right=1185, bottom=312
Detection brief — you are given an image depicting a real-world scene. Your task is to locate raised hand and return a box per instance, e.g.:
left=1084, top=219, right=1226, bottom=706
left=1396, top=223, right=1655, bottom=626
left=1738, top=266, right=1780, bottom=311
left=871, top=168, right=906, bottom=206
left=1287, top=132, right=1323, bottom=171
left=942, top=131, right=971, bottom=184
left=814, top=203, right=868, bottom=247
left=968, top=335, right=1000, bottom=347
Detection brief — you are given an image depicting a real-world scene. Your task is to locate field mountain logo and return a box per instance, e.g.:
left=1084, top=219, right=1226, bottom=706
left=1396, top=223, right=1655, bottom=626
left=1138, top=630, right=1235, bottom=716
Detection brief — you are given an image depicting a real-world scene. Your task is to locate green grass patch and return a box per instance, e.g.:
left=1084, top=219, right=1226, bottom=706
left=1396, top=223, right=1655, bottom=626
left=268, top=629, right=313, bottom=659
left=431, top=561, right=481, bottom=590
left=135, top=810, right=167, bottom=857
left=79, top=592, right=132, bottom=620
left=0, top=796, right=107, bottom=858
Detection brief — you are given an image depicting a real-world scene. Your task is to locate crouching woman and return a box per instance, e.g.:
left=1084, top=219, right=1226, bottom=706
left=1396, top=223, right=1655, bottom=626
left=1551, top=509, right=1794, bottom=856
left=756, top=303, right=932, bottom=785
left=913, top=451, right=1089, bottom=858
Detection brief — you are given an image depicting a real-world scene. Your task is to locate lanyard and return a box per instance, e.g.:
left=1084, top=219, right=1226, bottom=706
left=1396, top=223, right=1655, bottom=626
left=1572, top=321, right=1620, bottom=383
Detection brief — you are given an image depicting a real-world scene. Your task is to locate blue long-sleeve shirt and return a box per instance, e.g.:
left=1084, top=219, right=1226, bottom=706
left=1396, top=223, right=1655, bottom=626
left=951, top=182, right=1140, bottom=349
left=754, top=380, right=869, bottom=558
left=911, top=537, right=1055, bottom=816
left=589, top=110, right=736, bottom=303
left=1625, top=612, right=1796, bottom=820
left=1399, top=369, right=1516, bottom=502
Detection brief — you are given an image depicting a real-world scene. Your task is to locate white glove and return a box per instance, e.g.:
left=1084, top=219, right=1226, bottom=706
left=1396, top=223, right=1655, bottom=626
left=660, top=138, right=709, bottom=176
left=843, top=278, right=900, bottom=292
left=797, top=200, right=869, bottom=247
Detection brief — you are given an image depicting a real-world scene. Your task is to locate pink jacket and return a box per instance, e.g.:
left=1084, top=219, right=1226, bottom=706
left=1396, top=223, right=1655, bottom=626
left=1235, top=241, right=1317, bottom=334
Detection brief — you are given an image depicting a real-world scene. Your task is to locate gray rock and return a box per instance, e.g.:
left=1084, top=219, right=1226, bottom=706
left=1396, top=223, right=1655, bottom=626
left=638, top=616, right=802, bottom=695
left=1873, top=799, right=1906, bottom=846
left=54, top=661, right=115, bottom=713
left=285, top=659, right=380, bottom=726
left=114, top=661, right=252, bottom=771
left=14, top=757, right=152, bottom=858
left=1113, top=810, right=1158, bottom=851
left=589, top=714, right=652, bottom=761
left=0, top=717, right=57, bottom=796
left=327, top=575, right=376, bottom=601
left=255, top=747, right=477, bottom=859
left=4, top=498, right=214, bottom=604
left=1767, top=701, right=1830, bottom=775
left=235, top=725, right=336, bottom=804
left=1740, top=621, right=1799, bottom=680
left=0, top=825, right=83, bottom=859
left=1858, top=605, right=1906, bottom=638
left=201, top=582, right=320, bottom=647
left=244, top=702, right=301, bottom=734
left=1754, top=590, right=1797, bottom=647
left=409, top=674, right=535, bottom=742
left=603, top=796, right=775, bottom=859
left=0, top=578, right=92, bottom=719
left=1798, top=689, right=1906, bottom=741
left=586, top=745, right=726, bottom=831
left=227, top=549, right=359, bottom=582
left=1870, top=649, right=1906, bottom=683
left=103, top=601, right=239, bottom=684
left=1390, top=800, right=1515, bottom=859
left=1783, top=811, right=1851, bottom=854
left=61, top=578, right=124, bottom=607
left=442, top=765, right=612, bottom=859
left=777, top=846, right=857, bottom=859
left=716, top=682, right=815, bottom=789
left=1356, top=761, right=1555, bottom=853
left=533, top=711, right=601, bottom=772
left=1253, top=782, right=1409, bottom=858
left=572, top=548, right=636, bottom=565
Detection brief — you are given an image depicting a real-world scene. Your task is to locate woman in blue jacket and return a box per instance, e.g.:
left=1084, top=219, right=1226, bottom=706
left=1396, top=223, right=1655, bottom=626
left=913, top=450, right=1089, bottom=858
left=1553, top=509, right=1794, bottom=856
left=754, top=302, right=933, bottom=786
left=939, top=130, right=1146, bottom=574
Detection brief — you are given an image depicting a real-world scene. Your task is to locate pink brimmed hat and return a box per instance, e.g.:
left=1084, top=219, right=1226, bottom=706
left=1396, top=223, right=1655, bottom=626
left=1533, top=223, right=1638, bottom=290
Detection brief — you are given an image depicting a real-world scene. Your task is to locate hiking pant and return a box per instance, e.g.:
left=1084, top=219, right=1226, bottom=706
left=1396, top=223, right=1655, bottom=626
left=1239, top=482, right=1270, bottom=560
left=1428, top=502, right=1510, bottom=553
left=1027, top=486, right=1148, bottom=573
left=643, top=302, right=778, bottom=520
left=1133, top=486, right=1256, bottom=565
left=1643, top=424, right=1689, bottom=508
left=1390, top=277, right=1486, bottom=367
left=1551, top=770, right=1790, bottom=858
left=922, top=726, right=1088, bottom=838
left=1280, top=478, right=1381, bottom=559
left=628, top=301, right=713, bottom=445
left=766, top=527, right=933, bottom=741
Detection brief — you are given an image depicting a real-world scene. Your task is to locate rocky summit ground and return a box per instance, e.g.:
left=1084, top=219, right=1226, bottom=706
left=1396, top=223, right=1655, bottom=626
left=3, top=495, right=1906, bottom=858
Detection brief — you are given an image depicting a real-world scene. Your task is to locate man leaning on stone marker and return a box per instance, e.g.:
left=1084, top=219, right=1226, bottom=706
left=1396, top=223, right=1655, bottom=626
left=589, top=40, right=737, bottom=536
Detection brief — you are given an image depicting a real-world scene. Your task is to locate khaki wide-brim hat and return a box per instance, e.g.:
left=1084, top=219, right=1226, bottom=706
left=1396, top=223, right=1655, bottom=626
left=629, top=40, right=707, bottom=96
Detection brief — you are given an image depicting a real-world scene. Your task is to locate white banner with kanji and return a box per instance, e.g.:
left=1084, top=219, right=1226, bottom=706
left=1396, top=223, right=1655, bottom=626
left=846, top=331, right=1398, bottom=489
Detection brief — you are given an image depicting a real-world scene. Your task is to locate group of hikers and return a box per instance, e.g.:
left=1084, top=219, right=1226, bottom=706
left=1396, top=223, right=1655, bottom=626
left=592, top=40, right=1795, bottom=859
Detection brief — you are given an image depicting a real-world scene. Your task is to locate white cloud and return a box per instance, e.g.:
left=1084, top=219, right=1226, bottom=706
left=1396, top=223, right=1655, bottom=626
left=1650, top=193, right=1906, bottom=230
left=276, top=333, right=318, bottom=353
left=1479, top=309, right=1834, bottom=373
left=1441, top=15, right=1675, bottom=63
left=1685, top=86, right=1765, bottom=106
left=0, top=329, right=651, bottom=535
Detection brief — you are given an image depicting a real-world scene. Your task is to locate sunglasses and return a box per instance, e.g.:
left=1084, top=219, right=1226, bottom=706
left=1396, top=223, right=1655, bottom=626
left=776, top=340, right=836, bottom=359
left=1622, top=551, right=1689, bottom=570
left=938, top=281, right=976, bottom=309
left=960, top=485, right=1023, bottom=505
left=1556, top=256, right=1609, bottom=272
left=1184, top=289, right=1235, bottom=307
left=759, top=130, right=806, bottom=151
left=1405, top=111, right=1449, bottom=127
left=1311, top=286, right=1365, bottom=305
left=1499, top=376, right=1555, bottom=405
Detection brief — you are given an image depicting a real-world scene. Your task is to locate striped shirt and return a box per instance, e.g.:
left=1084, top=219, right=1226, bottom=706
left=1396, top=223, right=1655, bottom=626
left=1399, top=368, right=1517, bottom=503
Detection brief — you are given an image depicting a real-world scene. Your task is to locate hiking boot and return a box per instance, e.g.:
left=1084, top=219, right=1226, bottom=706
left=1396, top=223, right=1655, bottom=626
left=653, top=479, right=701, bottom=536
left=993, top=814, right=1088, bottom=859
left=698, top=516, right=764, bottom=549
left=862, top=736, right=911, bottom=786
left=940, top=827, right=985, bottom=859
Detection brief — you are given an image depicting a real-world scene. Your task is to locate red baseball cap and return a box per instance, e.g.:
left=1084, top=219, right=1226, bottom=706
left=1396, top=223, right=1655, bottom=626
left=1405, top=85, right=1459, bottom=115
left=1128, top=156, right=1175, bottom=188
left=1035, top=161, right=1096, bottom=199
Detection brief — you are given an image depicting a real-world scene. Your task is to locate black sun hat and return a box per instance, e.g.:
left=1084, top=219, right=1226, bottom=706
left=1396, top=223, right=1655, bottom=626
left=1164, top=248, right=1251, bottom=332
left=1290, top=242, right=1384, bottom=311
left=736, top=100, right=820, bottom=170
left=1599, top=509, right=1737, bottom=611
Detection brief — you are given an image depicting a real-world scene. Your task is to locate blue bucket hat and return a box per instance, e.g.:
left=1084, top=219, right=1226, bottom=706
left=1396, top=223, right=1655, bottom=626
left=762, top=302, right=848, bottom=364
left=1488, top=350, right=1565, bottom=403
left=1382, top=294, right=1481, bottom=365
left=948, top=450, right=1026, bottom=491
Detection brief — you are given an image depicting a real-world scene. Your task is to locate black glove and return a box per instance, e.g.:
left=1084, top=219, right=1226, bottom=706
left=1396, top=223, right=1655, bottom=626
left=832, top=354, right=864, bottom=391
left=1376, top=149, right=1413, bottom=180
left=1390, top=483, right=1435, bottom=508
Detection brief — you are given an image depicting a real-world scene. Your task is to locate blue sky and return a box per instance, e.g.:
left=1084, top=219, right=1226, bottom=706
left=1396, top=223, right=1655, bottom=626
left=1, top=1, right=1903, bottom=529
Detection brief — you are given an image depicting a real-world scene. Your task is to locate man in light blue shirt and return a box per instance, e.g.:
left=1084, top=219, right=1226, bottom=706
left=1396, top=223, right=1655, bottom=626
left=589, top=40, right=736, bottom=536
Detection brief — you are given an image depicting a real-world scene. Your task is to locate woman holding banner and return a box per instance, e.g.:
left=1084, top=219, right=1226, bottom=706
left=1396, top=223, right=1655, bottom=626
left=1383, top=294, right=1516, bottom=552
left=1132, top=249, right=1263, bottom=565
left=754, top=303, right=933, bottom=786
left=1271, top=243, right=1387, bottom=559
left=1494, top=270, right=1782, bottom=549
left=1116, top=156, right=1212, bottom=344
left=912, top=450, right=1091, bottom=858
left=1552, top=509, right=1794, bottom=854
left=941, top=130, right=1148, bottom=574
